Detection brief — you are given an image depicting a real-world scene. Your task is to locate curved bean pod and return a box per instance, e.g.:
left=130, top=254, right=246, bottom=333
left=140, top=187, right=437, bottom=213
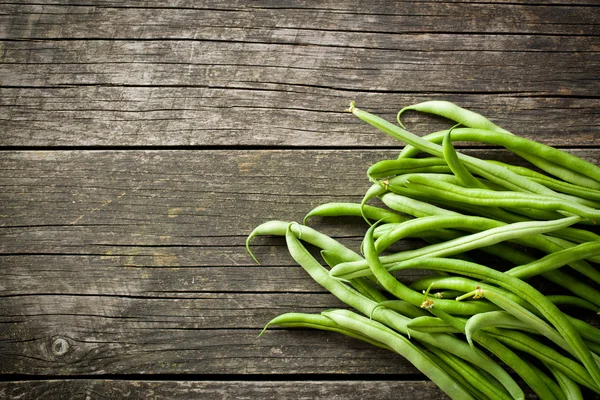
left=348, top=103, right=562, bottom=196
left=397, top=100, right=511, bottom=134
left=401, top=174, right=600, bottom=220
left=546, top=364, right=584, bottom=400
left=283, top=224, right=522, bottom=397
left=303, top=202, right=409, bottom=225
left=330, top=216, right=580, bottom=280
left=322, top=309, right=475, bottom=400
left=465, top=311, right=539, bottom=339
left=461, top=288, right=571, bottom=356
left=246, top=220, right=362, bottom=264
left=362, top=223, right=499, bottom=316
left=443, top=130, right=489, bottom=189
left=377, top=257, right=600, bottom=388
left=488, top=160, right=600, bottom=202
left=487, top=328, right=599, bottom=394
left=367, top=157, right=450, bottom=179
left=426, top=306, right=558, bottom=400
left=407, top=316, right=462, bottom=335
left=395, top=124, right=600, bottom=190
left=262, top=312, right=391, bottom=350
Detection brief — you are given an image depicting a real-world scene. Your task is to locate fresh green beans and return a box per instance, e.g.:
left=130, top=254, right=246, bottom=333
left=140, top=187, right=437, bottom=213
left=372, top=257, right=600, bottom=389
left=400, top=174, right=600, bottom=220
left=322, top=309, right=476, bottom=400
left=330, top=216, right=581, bottom=280
left=249, top=100, right=600, bottom=399
left=397, top=100, right=512, bottom=135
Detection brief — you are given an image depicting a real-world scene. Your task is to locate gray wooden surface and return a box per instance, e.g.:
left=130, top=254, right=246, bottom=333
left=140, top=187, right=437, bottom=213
left=1, top=1, right=599, bottom=399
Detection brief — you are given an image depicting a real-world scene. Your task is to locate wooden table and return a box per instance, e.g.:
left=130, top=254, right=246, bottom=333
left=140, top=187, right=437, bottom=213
left=1, top=1, right=599, bottom=398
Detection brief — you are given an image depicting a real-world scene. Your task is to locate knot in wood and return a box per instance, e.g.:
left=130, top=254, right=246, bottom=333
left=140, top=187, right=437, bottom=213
left=51, top=337, right=70, bottom=357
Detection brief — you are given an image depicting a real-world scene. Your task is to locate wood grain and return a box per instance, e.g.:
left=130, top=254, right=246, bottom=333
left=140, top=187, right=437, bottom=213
left=1, top=87, right=599, bottom=147
left=0, top=2, right=598, bottom=147
left=1, top=39, right=597, bottom=93
left=1, top=1, right=599, bottom=396
left=1, top=149, right=599, bottom=377
left=0, top=380, right=451, bottom=400
left=2, top=1, right=599, bottom=39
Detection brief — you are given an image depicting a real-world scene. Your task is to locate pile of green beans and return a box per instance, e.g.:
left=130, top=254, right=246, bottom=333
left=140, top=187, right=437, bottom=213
left=247, top=101, right=600, bottom=399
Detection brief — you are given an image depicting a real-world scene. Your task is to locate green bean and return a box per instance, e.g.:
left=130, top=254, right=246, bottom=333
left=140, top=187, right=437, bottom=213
left=373, top=299, right=429, bottom=319
left=525, top=361, right=566, bottom=400
left=461, top=288, right=571, bottom=355
left=401, top=129, right=600, bottom=192
left=515, top=150, right=600, bottom=192
left=443, top=129, right=489, bottom=189
left=247, top=220, right=391, bottom=304
left=282, top=224, right=522, bottom=397
left=545, top=295, right=600, bottom=313
left=330, top=216, right=580, bottom=280
left=322, top=309, right=475, bottom=400
left=304, top=202, right=409, bottom=225
left=374, top=256, right=600, bottom=388
left=487, top=328, right=599, bottom=394
left=401, top=174, right=600, bottom=220
left=407, top=316, right=462, bottom=335
left=538, top=234, right=600, bottom=264
left=376, top=215, right=580, bottom=255
left=411, top=272, right=600, bottom=322
left=566, top=318, right=600, bottom=346
left=505, top=240, right=600, bottom=282
left=262, top=312, right=391, bottom=350
left=376, top=223, right=537, bottom=267
left=427, top=306, right=558, bottom=400
left=418, top=343, right=511, bottom=400
left=397, top=100, right=512, bottom=134
left=394, top=120, right=600, bottom=189
left=360, top=183, right=389, bottom=224
left=367, top=157, right=451, bottom=179
left=546, top=364, right=584, bottom=400
left=465, top=311, right=539, bottom=339
left=349, top=102, right=565, bottom=196
left=488, top=160, right=600, bottom=202
left=379, top=191, right=460, bottom=218
left=246, top=220, right=362, bottom=264
left=405, top=129, right=600, bottom=193
left=422, top=347, right=488, bottom=400
left=362, top=223, right=499, bottom=315
left=385, top=176, right=567, bottom=222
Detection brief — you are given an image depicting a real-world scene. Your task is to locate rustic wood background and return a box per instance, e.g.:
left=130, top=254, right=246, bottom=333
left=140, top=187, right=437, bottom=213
left=1, top=1, right=599, bottom=398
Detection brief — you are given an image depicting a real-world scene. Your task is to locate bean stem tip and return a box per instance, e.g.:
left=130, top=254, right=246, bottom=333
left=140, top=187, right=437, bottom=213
left=346, top=101, right=357, bottom=113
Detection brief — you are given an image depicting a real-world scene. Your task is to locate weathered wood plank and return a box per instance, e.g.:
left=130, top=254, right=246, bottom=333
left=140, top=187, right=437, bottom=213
left=0, top=380, right=450, bottom=400
left=1, top=2, right=598, bottom=147
left=0, top=255, right=431, bottom=294
left=1, top=87, right=599, bottom=147
left=0, top=328, right=422, bottom=375
left=1, top=1, right=598, bottom=40
left=1, top=39, right=598, bottom=96
left=1, top=149, right=599, bottom=376
left=2, top=149, right=599, bottom=252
